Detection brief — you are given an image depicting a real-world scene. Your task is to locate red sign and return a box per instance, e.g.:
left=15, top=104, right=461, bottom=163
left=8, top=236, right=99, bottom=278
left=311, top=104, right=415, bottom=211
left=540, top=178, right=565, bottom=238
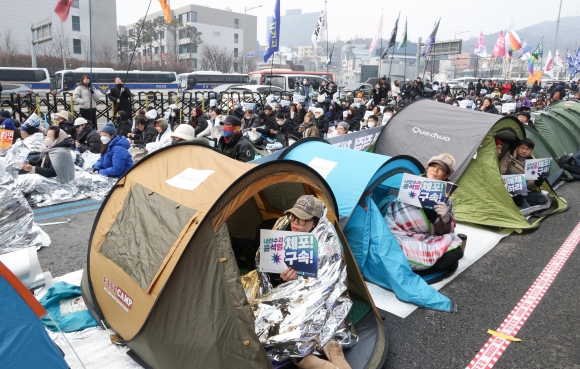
left=0, top=129, right=13, bottom=149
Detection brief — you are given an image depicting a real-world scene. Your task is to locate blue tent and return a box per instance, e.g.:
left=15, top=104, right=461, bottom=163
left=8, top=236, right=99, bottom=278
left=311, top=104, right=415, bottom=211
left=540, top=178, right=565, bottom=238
left=0, top=261, right=68, bottom=369
left=276, top=139, right=456, bottom=312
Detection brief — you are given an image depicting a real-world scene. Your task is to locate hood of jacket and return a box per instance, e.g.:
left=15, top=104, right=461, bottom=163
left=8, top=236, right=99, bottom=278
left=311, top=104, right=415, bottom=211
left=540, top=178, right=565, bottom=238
left=107, top=135, right=131, bottom=150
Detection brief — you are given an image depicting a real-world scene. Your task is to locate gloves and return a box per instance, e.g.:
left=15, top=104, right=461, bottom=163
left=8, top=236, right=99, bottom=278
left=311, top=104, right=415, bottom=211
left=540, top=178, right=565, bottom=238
left=90, top=88, right=94, bottom=94
left=534, top=177, right=546, bottom=187
left=434, top=202, right=451, bottom=223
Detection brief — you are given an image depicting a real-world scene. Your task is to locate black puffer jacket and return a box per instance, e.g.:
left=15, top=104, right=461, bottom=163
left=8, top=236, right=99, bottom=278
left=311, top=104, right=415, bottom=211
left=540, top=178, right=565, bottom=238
left=218, top=134, right=254, bottom=162
left=115, top=111, right=132, bottom=137
left=76, top=125, right=102, bottom=154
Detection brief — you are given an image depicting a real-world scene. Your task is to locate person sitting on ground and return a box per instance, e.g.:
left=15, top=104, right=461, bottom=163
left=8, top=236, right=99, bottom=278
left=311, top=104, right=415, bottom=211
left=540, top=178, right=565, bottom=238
left=168, top=107, right=182, bottom=129
left=197, top=108, right=223, bottom=142
left=479, top=97, right=499, bottom=114
left=384, top=153, right=464, bottom=276
left=190, top=107, right=209, bottom=136
left=93, top=122, right=133, bottom=178
left=21, top=126, right=75, bottom=184
left=344, top=107, right=361, bottom=131
left=275, top=112, right=299, bottom=146
left=170, top=124, right=209, bottom=146
left=217, top=116, right=254, bottom=162
left=132, top=116, right=157, bottom=145
left=313, top=107, right=329, bottom=137
left=0, top=110, right=16, bottom=131
left=241, top=109, right=260, bottom=133
left=499, top=138, right=549, bottom=209
left=293, top=102, right=307, bottom=126
left=517, top=111, right=532, bottom=126
left=19, top=122, right=45, bottom=155
left=246, top=195, right=354, bottom=369
left=54, top=110, right=77, bottom=140
left=115, top=111, right=132, bottom=137
left=74, top=117, right=101, bottom=154
left=362, top=114, right=379, bottom=130
left=336, top=121, right=349, bottom=135
left=298, top=111, right=319, bottom=138
left=154, top=118, right=173, bottom=149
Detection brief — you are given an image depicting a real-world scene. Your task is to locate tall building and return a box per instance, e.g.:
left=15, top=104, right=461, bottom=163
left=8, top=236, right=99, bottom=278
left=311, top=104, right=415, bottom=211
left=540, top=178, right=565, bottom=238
left=1, top=0, right=117, bottom=68
left=119, top=5, right=257, bottom=71
left=267, top=9, right=320, bottom=48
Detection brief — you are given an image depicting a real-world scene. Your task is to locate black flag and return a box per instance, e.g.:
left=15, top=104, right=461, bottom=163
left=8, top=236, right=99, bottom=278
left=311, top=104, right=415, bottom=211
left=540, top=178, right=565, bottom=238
left=326, top=43, right=335, bottom=67
left=381, top=13, right=400, bottom=59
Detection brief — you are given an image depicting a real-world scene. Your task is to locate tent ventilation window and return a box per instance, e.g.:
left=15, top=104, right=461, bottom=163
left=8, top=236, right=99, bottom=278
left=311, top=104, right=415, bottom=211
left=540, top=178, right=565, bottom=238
left=100, top=184, right=197, bottom=290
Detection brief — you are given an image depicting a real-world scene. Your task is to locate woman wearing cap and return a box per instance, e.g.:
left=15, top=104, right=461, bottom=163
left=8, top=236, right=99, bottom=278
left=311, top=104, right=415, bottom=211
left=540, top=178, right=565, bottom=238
left=249, top=195, right=354, bottom=369
left=73, top=75, right=100, bottom=129
left=384, top=153, right=464, bottom=276
left=74, top=117, right=101, bottom=154
left=93, top=122, right=133, bottom=178
left=54, top=110, right=77, bottom=140
left=21, top=126, right=76, bottom=184
left=154, top=118, right=173, bottom=149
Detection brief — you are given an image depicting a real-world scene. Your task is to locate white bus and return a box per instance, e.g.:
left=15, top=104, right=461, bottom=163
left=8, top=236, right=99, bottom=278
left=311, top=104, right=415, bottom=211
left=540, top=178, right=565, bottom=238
left=178, top=71, right=248, bottom=93
left=0, top=67, right=51, bottom=93
left=51, top=68, right=178, bottom=95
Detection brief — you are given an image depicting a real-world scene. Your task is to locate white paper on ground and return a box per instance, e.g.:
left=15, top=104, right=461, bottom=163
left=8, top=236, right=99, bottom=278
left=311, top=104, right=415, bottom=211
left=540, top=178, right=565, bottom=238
left=367, top=223, right=511, bottom=318
left=308, top=157, right=338, bottom=179
left=165, top=168, right=215, bottom=191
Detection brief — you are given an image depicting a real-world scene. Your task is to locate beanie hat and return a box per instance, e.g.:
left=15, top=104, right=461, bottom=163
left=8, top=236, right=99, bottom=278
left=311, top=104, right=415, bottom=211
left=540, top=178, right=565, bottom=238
left=171, top=124, right=196, bottom=141
left=21, top=123, right=38, bottom=135
left=221, top=115, right=241, bottom=126
left=99, top=121, right=116, bottom=136
left=494, top=138, right=503, bottom=146
left=155, top=118, right=168, bottom=131
left=145, top=109, right=157, bottom=120
left=74, top=117, right=88, bottom=126
left=0, top=110, right=10, bottom=119
left=337, top=121, right=349, bottom=131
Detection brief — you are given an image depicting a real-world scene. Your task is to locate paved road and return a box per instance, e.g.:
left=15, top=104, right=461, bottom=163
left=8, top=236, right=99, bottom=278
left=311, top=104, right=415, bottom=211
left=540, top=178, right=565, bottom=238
left=34, top=182, right=580, bottom=369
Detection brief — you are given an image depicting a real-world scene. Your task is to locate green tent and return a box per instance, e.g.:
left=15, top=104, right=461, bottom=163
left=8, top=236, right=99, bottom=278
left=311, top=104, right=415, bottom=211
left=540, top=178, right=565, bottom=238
left=372, top=100, right=568, bottom=230
left=523, top=125, right=565, bottom=183
left=531, top=111, right=578, bottom=156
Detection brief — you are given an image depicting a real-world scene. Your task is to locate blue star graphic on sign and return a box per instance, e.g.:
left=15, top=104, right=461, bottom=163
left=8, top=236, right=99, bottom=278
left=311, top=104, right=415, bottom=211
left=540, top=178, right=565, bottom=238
left=271, top=253, right=282, bottom=264
left=408, top=191, right=417, bottom=199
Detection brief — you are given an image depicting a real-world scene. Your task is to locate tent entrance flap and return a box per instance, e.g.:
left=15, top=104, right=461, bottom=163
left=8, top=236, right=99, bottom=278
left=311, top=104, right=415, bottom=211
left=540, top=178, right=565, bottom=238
left=100, top=183, right=197, bottom=291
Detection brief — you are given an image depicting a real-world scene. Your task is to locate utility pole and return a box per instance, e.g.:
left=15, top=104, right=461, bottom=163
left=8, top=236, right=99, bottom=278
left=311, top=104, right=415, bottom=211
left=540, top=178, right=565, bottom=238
left=415, top=37, right=421, bottom=78
left=243, top=5, right=263, bottom=73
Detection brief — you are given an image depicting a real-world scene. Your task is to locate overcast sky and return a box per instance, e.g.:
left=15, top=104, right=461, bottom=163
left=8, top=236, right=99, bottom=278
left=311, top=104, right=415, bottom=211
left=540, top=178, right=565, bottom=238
left=117, top=0, right=579, bottom=44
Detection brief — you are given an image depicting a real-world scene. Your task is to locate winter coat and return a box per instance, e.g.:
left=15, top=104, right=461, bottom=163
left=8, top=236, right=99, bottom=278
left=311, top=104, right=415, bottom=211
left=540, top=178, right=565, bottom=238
left=499, top=149, right=541, bottom=192
left=116, top=111, right=132, bottom=137
left=93, top=135, right=133, bottom=177
left=192, top=111, right=210, bottom=136
left=391, top=84, right=401, bottom=97
left=134, top=122, right=158, bottom=144
left=256, top=118, right=281, bottom=140
left=299, top=123, right=319, bottom=138
left=58, top=120, right=77, bottom=141
left=218, top=134, right=254, bottom=163
left=107, top=85, right=132, bottom=118
left=481, top=104, right=499, bottom=114
left=76, top=125, right=102, bottom=154
left=295, top=84, right=314, bottom=105
left=501, top=83, right=511, bottom=96
left=29, top=137, right=75, bottom=183
left=198, top=116, right=223, bottom=139
left=293, top=108, right=307, bottom=126
left=155, top=128, right=173, bottom=149
left=314, top=115, right=329, bottom=137
left=401, top=83, right=413, bottom=98
left=73, top=85, right=100, bottom=109
left=241, top=113, right=261, bottom=132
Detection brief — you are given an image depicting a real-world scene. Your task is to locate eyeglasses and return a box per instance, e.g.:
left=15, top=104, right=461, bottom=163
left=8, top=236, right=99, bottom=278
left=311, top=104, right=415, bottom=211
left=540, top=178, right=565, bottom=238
left=288, top=213, right=313, bottom=226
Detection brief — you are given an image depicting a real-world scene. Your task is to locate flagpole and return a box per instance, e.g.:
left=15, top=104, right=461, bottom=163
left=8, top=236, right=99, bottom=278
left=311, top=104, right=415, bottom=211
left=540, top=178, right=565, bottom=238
left=539, top=37, right=544, bottom=70
left=60, top=21, right=66, bottom=71
left=378, top=10, right=383, bottom=79
left=89, top=0, right=93, bottom=127
left=404, top=44, right=407, bottom=81
left=325, top=0, right=329, bottom=78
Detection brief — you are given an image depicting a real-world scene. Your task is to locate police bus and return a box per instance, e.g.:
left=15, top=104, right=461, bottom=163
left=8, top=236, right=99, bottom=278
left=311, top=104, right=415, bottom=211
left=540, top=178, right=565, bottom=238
left=0, top=67, right=51, bottom=93
left=177, top=71, right=248, bottom=93
left=50, top=68, right=178, bottom=95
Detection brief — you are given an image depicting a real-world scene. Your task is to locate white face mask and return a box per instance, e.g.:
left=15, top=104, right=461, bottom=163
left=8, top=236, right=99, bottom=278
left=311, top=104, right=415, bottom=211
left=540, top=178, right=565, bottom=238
left=277, top=120, right=285, bottom=125
left=44, top=138, right=54, bottom=148
left=368, top=122, right=376, bottom=128
left=100, top=136, right=111, bottom=145
left=314, top=113, right=322, bottom=119
left=171, top=112, right=176, bottom=117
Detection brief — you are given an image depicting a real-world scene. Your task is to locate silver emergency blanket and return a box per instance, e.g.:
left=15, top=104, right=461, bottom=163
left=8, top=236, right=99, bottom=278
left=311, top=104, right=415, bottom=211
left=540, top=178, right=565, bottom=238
left=242, top=208, right=357, bottom=361
left=0, top=162, right=43, bottom=254
left=17, top=169, right=117, bottom=207
left=22, top=133, right=47, bottom=153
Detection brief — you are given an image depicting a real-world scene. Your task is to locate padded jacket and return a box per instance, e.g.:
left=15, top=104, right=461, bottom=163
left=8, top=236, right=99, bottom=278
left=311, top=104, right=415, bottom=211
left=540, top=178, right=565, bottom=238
left=76, top=125, right=101, bottom=154
left=94, top=136, right=133, bottom=177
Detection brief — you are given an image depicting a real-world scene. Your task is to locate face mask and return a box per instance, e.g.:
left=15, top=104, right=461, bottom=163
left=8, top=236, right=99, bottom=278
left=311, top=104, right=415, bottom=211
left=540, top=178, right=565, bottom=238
left=314, top=114, right=322, bottom=119
left=368, top=122, right=376, bottom=128
left=101, top=136, right=111, bottom=145
left=171, top=112, right=176, bottom=117
left=115, top=116, right=121, bottom=121
left=277, top=120, right=285, bottom=125
left=44, top=138, right=53, bottom=148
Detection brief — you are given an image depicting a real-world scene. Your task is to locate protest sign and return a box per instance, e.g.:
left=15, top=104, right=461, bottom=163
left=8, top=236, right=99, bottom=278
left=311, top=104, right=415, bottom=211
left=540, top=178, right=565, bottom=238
left=502, top=174, right=528, bottom=196
left=0, top=129, right=14, bottom=149
left=363, top=111, right=373, bottom=120
left=24, top=113, right=41, bottom=127
left=526, top=71, right=543, bottom=85
left=293, top=95, right=306, bottom=104
left=397, top=173, right=447, bottom=210
left=328, top=125, right=383, bottom=152
left=459, top=100, right=473, bottom=109
left=353, top=98, right=362, bottom=105
left=525, top=158, right=551, bottom=180
left=279, top=100, right=290, bottom=107
left=259, top=229, right=318, bottom=278
left=242, top=102, right=256, bottom=111
left=502, top=103, right=517, bottom=114
left=342, top=111, right=348, bottom=119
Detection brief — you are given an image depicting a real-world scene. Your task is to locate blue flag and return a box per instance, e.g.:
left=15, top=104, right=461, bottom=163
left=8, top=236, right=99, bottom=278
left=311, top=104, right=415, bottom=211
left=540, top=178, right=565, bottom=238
left=264, top=0, right=281, bottom=63
left=422, top=18, right=441, bottom=57
left=566, top=49, right=577, bottom=79
left=574, top=46, right=580, bottom=77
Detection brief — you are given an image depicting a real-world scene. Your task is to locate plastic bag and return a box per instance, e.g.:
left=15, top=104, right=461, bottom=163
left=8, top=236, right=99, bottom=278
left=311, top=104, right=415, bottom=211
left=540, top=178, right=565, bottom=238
left=81, top=151, right=101, bottom=170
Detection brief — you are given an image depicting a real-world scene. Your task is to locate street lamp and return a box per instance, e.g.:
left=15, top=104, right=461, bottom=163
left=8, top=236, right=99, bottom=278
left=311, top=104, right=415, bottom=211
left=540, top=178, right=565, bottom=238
left=244, top=5, right=263, bottom=72
left=455, top=30, right=471, bottom=39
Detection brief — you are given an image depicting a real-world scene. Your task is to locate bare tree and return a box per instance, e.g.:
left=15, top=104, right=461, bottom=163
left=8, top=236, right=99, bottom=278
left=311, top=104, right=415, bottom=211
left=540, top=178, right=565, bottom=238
left=184, top=25, right=202, bottom=64
left=200, top=45, right=234, bottom=73
left=238, top=55, right=258, bottom=74
left=81, top=35, right=90, bottom=64
left=4, top=30, right=19, bottom=66
left=95, top=42, right=116, bottom=68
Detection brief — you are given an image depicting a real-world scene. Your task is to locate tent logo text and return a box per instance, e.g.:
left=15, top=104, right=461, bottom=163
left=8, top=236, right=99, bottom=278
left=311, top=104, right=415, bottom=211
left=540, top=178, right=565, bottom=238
left=411, top=127, right=450, bottom=141
left=103, top=275, right=133, bottom=311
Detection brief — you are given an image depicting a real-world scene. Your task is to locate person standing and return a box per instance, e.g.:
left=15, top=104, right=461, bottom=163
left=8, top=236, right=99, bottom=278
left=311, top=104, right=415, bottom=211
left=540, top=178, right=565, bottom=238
left=107, top=77, right=132, bottom=120
left=297, top=78, right=314, bottom=109
left=73, top=75, right=100, bottom=129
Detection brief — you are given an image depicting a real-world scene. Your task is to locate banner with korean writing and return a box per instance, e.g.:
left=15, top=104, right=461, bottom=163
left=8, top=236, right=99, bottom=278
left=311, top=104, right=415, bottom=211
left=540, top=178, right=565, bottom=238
left=259, top=229, right=319, bottom=278
left=328, top=125, right=383, bottom=152
left=502, top=174, right=528, bottom=196
left=525, top=158, right=551, bottom=180
left=293, top=95, right=306, bottom=104
left=0, top=129, right=14, bottom=149
left=397, top=173, right=447, bottom=210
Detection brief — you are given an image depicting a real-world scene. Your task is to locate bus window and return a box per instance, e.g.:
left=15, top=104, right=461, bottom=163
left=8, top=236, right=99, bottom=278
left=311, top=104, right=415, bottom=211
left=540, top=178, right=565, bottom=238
left=309, top=77, right=322, bottom=90
left=288, top=77, right=297, bottom=89
left=98, top=73, right=117, bottom=83
left=187, top=76, right=196, bottom=90
left=248, top=74, right=260, bottom=85
left=264, top=76, right=285, bottom=90
left=161, top=73, right=176, bottom=83
left=124, top=74, right=138, bottom=83
left=225, top=75, right=238, bottom=83
left=139, top=74, right=157, bottom=83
